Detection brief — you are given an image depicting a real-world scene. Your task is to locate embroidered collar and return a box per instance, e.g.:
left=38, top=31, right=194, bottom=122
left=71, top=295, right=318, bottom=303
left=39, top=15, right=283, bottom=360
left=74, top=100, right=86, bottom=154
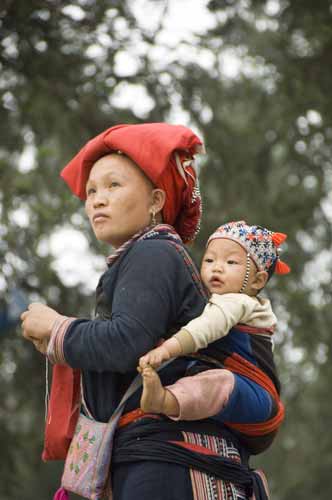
left=106, top=224, right=182, bottom=266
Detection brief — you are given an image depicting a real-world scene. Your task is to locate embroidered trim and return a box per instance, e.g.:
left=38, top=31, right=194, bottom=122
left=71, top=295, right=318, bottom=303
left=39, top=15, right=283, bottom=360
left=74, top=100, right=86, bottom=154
left=47, top=317, right=75, bottom=365
left=106, top=224, right=182, bottom=266
left=182, top=431, right=247, bottom=500
left=168, top=241, right=208, bottom=300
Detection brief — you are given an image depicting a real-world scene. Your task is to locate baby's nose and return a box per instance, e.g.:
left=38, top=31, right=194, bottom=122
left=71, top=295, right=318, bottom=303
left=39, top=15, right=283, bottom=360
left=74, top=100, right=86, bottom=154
left=213, top=261, right=224, bottom=273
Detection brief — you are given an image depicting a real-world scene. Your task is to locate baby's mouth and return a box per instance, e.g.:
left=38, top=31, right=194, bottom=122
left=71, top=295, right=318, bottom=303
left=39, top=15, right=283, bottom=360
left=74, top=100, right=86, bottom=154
left=210, top=277, right=224, bottom=286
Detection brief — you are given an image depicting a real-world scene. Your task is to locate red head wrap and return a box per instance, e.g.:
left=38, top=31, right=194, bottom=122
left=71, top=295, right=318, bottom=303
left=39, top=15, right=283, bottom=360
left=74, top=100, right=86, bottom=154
left=60, top=123, right=205, bottom=243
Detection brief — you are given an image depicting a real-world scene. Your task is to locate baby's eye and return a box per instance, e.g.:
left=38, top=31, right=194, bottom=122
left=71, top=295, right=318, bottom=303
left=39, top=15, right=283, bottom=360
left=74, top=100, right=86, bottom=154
left=204, top=258, right=214, bottom=263
left=227, top=259, right=238, bottom=265
left=86, top=187, right=96, bottom=196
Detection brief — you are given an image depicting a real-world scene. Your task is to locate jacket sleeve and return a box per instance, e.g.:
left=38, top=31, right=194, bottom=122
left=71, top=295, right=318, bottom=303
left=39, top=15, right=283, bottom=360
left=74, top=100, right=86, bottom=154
left=179, top=293, right=258, bottom=350
left=61, top=240, right=186, bottom=373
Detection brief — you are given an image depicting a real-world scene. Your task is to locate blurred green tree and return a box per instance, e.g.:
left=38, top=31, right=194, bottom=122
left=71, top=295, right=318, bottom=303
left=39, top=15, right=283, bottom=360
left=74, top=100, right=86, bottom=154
left=0, top=1, right=331, bottom=498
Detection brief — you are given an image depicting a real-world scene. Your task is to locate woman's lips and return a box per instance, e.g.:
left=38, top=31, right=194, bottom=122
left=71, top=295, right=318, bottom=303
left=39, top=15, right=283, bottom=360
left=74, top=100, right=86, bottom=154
left=93, top=213, right=109, bottom=223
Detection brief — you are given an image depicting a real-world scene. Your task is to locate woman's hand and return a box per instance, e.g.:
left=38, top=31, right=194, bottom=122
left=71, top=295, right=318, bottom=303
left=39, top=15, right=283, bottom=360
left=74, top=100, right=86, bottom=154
left=21, top=302, right=62, bottom=345
left=31, top=338, right=49, bottom=355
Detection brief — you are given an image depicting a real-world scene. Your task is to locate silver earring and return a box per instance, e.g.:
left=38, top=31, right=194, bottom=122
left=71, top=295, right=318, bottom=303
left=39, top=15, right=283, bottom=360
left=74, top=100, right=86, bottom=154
left=151, top=210, right=157, bottom=226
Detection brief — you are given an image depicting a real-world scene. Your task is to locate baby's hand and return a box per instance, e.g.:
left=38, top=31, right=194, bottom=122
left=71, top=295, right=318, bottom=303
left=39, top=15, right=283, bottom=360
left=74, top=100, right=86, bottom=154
left=139, top=345, right=171, bottom=370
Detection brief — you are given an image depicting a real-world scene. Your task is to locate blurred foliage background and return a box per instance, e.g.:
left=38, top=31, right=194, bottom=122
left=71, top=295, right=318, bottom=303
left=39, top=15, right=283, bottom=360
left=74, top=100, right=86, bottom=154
left=1, top=0, right=332, bottom=498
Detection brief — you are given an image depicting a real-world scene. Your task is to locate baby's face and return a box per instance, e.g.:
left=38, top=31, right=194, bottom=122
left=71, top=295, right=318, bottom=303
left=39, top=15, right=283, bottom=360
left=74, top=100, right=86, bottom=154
left=200, top=238, right=257, bottom=295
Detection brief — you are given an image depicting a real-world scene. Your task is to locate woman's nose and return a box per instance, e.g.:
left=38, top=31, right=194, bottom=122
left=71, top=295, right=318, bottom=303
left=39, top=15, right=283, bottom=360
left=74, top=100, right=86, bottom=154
left=93, top=190, right=108, bottom=207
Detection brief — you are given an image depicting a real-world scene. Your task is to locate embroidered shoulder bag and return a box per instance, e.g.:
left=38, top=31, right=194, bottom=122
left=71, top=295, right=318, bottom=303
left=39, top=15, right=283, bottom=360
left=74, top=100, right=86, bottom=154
left=54, top=359, right=174, bottom=500
left=53, top=372, right=143, bottom=500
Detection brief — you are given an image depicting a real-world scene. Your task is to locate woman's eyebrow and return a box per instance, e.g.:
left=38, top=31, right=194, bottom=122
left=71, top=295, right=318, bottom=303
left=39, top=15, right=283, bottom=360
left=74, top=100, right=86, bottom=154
left=87, top=171, right=124, bottom=186
left=86, top=178, right=95, bottom=189
left=102, top=171, right=127, bottom=182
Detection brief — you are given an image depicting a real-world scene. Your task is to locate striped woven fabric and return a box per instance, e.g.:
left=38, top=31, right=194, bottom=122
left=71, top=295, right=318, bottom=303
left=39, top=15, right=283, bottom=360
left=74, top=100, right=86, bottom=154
left=182, top=431, right=248, bottom=500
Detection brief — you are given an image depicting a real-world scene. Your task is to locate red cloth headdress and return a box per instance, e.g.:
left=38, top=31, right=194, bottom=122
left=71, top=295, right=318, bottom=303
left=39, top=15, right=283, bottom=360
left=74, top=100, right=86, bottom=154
left=60, top=123, right=205, bottom=243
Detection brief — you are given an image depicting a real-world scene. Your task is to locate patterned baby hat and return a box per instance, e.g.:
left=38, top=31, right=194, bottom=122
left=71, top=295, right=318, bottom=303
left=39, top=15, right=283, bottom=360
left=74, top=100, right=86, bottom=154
left=207, top=220, right=291, bottom=275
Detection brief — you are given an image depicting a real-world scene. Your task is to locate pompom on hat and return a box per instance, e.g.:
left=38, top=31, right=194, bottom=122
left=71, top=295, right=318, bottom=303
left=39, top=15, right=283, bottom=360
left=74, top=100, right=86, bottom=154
left=207, top=220, right=291, bottom=275
left=60, top=123, right=205, bottom=243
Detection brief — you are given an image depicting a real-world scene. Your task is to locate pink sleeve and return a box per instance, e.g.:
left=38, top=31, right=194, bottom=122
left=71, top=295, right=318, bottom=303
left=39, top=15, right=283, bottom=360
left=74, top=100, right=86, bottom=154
left=47, top=316, right=76, bottom=365
left=165, top=369, right=235, bottom=421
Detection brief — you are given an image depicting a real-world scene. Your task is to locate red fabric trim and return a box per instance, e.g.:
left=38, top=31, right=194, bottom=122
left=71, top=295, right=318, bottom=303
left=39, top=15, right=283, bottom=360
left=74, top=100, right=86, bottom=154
left=235, top=323, right=275, bottom=335
left=224, top=353, right=278, bottom=399
left=223, top=353, right=285, bottom=436
left=224, top=401, right=285, bottom=436
left=118, top=408, right=161, bottom=428
left=169, top=440, right=219, bottom=457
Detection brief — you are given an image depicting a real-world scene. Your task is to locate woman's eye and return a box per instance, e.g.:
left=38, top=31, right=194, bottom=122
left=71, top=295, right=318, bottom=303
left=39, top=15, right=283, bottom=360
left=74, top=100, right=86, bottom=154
left=109, top=182, right=120, bottom=188
left=86, top=188, right=96, bottom=196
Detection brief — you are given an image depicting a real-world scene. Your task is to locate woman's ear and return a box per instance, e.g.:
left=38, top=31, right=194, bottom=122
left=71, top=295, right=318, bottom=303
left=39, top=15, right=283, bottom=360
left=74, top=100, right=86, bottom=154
left=251, top=270, right=269, bottom=292
left=151, top=188, right=166, bottom=215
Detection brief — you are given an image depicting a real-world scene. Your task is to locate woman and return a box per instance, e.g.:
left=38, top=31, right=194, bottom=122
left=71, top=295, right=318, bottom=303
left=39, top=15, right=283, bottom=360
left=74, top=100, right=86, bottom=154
left=21, top=123, right=267, bottom=500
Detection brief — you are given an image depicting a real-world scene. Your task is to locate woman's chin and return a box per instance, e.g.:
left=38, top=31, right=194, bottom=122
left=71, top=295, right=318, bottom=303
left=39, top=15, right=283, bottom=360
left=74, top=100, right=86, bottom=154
left=93, top=229, right=114, bottom=244
left=95, top=231, right=128, bottom=248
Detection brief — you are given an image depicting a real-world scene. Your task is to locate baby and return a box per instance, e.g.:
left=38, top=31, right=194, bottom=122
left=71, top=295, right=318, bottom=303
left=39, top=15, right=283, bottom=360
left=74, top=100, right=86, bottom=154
left=138, top=220, right=290, bottom=425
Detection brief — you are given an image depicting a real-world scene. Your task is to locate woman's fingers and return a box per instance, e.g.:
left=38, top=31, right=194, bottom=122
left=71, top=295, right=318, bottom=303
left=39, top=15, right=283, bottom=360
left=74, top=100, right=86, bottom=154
left=21, top=320, right=32, bottom=340
left=20, top=310, right=29, bottom=321
left=20, top=302, right=61, bottom=341
left=32, top=340, right=41, bottom=350
left=32, top=338, right=48, bottom=354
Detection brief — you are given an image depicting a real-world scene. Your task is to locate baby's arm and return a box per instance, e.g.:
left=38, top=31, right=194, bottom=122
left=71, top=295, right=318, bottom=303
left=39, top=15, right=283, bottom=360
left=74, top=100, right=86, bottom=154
left=139, top=330, right=194, bottom=368
left=179, top=293, right=256, bottom=350
left=139, top=294, right=255, bottom=369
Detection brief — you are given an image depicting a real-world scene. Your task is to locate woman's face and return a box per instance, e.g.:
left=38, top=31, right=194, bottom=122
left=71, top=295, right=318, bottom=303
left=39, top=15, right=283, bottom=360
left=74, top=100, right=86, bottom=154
left=85, top=153, right=155, bottom=248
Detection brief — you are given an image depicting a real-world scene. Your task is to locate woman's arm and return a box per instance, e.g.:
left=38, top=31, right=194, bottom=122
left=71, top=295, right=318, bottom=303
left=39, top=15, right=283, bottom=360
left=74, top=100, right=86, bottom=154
left=57, top=240, right=196, bottom=373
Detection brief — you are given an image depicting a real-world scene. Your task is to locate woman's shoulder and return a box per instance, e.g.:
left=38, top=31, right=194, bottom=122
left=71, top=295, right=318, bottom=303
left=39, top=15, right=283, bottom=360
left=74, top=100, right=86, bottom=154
left=129, top=237, right=190, bottom=267
left=132, top=238, right=207, bottom=301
